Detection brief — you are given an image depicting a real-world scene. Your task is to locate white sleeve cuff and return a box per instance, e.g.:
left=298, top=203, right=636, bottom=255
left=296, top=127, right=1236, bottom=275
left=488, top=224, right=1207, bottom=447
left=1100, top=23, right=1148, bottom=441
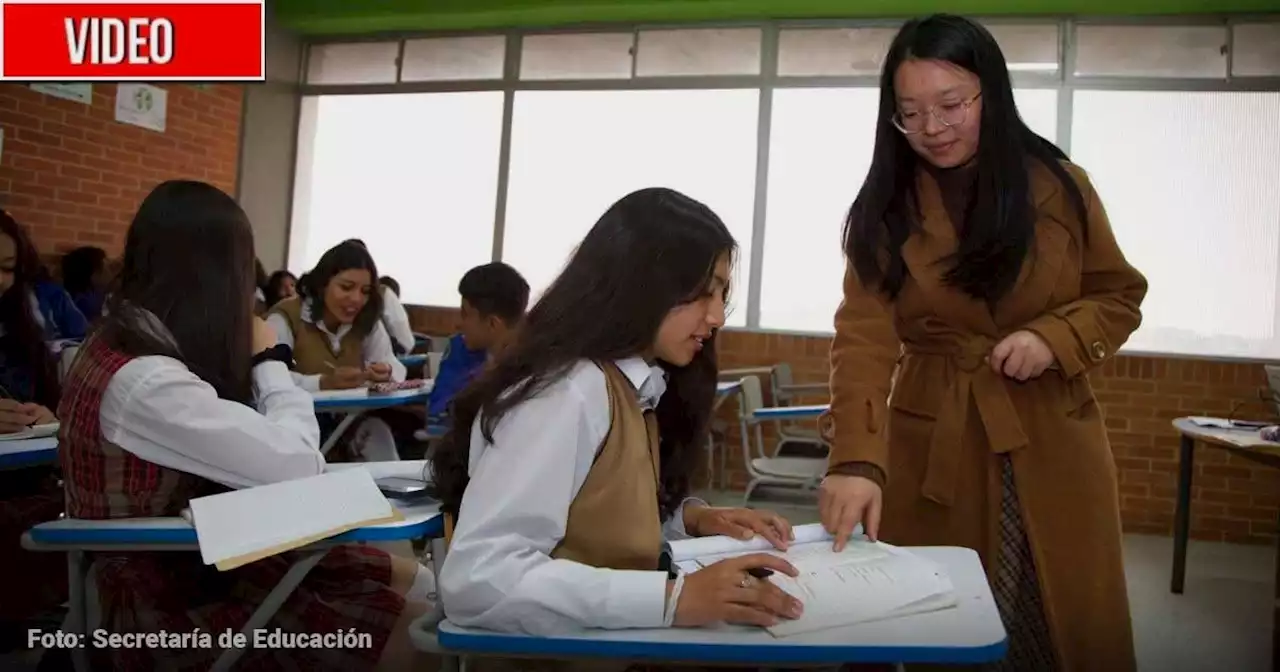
left=291, top=372, right=323, bottom=393
left=602, top=570, right=669, bottom=630
left=664, top=497, right=709, bottom=540
left=252, top=361, right=296, bottom=392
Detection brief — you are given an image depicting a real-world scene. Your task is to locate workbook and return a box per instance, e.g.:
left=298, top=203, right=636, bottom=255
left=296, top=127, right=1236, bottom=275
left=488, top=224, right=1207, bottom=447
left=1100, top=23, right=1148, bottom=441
left=187, top=469, right=403, bottom=571
left=664, top=523, right=957, bottom=637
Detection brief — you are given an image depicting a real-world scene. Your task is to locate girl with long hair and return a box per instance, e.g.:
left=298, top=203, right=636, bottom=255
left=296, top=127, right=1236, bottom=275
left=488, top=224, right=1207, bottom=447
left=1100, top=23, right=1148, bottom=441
left=433, top=187, right=803, bottom=641
left=820, top=15, right=1147, bottom=671
left=58, top=181, right=437, bottom=670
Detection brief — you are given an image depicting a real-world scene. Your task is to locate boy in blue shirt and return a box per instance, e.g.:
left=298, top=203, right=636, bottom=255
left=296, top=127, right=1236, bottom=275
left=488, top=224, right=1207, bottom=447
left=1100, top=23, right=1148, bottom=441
left=427, top=262, right=529, bottom=423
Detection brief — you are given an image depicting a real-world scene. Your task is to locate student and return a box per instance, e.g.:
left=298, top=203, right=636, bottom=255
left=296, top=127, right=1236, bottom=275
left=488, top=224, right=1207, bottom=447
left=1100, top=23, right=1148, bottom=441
left=0, top=214, right=67, bottom=647
left=57, top=180, right=437, bottom=670
left=59, top=245, right=109, bottom=321
left=426, top=262, right=529, bottom=422
left=267, top=241, right=405, bottom=462
left=263, top=269, right=298, bottom=309
left=0, top=213, right=87, bottom=342
left=433, top=188, right=803, bottom=637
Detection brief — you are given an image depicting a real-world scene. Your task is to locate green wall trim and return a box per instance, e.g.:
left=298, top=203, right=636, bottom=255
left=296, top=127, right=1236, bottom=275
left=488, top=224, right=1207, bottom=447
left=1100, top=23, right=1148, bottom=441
left=273, top=0, right=1280, bottom=35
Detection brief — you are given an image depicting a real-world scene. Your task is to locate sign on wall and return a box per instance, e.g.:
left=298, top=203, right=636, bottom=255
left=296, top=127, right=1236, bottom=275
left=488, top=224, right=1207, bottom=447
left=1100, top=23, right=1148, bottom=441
left=114, top=83, right=167, bottom=133
left=30, top=83, right=93, bottom=104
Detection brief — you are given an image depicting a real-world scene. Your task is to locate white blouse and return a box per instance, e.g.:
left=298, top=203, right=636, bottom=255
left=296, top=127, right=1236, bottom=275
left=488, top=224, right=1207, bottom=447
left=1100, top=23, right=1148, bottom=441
left=100, top=357, right=324, bottom=489
left=439, top=356, right=703, bottom=635
left=380, top=287, right=415, bottom=354
left=266, top=298, right=407, bottom=392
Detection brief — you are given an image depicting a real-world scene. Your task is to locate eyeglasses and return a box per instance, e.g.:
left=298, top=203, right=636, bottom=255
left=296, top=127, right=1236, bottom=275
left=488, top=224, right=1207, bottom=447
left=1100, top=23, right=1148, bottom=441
left=892, top=93, right=982, bottom=135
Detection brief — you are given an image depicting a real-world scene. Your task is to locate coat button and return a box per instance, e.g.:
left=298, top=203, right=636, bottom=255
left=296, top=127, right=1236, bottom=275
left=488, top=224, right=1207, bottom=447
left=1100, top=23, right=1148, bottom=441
left=1091, top=341, right=1107, bottom=361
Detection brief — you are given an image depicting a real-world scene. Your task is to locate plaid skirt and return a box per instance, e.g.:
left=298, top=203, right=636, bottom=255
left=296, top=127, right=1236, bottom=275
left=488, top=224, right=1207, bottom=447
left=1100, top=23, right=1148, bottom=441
left=0, top=468, right=68, bottom=622
left=93, top=544, right=404, bottom=671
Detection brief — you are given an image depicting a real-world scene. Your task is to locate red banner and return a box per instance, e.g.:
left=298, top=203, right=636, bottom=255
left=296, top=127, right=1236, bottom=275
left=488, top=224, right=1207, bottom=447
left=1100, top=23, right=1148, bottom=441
left=1, top=1, right=264, bottom=80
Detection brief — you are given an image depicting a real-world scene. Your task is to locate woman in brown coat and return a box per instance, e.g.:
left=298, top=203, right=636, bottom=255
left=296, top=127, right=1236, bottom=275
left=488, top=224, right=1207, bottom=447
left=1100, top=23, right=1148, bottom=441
left=820, top=15, right=1147, bottom=672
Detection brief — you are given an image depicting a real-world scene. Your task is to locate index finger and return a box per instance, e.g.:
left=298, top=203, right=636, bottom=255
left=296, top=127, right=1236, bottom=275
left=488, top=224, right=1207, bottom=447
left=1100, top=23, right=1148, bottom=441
left=741, top=514, right=787, bottom=550
left=725, top=552, right=798, bottom=577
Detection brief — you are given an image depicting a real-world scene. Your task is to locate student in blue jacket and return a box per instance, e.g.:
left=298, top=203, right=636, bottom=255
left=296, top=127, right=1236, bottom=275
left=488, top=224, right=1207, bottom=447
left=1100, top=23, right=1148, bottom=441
left=0, top=212, right=86, bottom=342
left=427, top=262, right=529, bottom=423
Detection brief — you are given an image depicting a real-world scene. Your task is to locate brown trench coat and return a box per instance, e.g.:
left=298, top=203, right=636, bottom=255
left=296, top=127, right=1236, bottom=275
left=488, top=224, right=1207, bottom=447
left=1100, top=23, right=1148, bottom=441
left=827, top=160, right=1147, bottom=671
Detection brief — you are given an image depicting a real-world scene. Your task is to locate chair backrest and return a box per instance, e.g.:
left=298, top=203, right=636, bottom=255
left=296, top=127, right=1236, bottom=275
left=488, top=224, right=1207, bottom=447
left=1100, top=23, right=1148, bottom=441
left=770, top=362, right=794, bottom=404
left=428, top=352, right=443, bottom=379
left=430, top=336, right=451, bottom=354
left=739, top=375, right=765, bottom=419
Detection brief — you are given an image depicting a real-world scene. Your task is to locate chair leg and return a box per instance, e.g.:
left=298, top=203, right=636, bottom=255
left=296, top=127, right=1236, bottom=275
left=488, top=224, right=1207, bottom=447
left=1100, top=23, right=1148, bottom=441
left=742, top=480, right=759, bottom=508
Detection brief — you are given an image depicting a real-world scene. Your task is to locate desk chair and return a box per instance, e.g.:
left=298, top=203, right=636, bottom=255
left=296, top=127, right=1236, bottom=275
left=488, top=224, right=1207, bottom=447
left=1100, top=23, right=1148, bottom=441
left=768, top=363, right=830, bottom=459
left=736, top=376, right=828, bottom=507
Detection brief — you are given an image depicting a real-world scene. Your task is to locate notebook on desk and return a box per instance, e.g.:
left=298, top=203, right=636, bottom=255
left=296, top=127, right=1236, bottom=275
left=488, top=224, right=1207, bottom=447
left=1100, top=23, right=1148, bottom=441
left=187, top=469, right=403, bottom=571
left=664, top=523, right=957, bottom=637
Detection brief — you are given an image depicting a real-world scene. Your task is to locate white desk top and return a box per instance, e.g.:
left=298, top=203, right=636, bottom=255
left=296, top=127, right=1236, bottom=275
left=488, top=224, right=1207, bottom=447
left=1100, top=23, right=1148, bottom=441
left=0, top=436, right=58, bottom=468
left=430, top=546, right=1005, bottom=665
left=312, top=382, right=434, bottom=411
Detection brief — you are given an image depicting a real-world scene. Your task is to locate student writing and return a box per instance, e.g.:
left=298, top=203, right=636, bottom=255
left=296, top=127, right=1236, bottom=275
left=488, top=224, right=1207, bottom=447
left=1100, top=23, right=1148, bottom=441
left=57, top=181, right=437, bottom=671
left=433, top=187, right=803, bottom=639
left=268, top=241, right=406, bottom=462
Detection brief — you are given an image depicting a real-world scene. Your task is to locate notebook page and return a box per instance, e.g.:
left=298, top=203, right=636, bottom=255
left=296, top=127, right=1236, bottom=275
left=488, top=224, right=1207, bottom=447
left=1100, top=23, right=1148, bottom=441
left=666, top=522, right=839, bottom=564
left=766, top=546, right=955, bottom=637
left=325, top=460, right=432, bottom=481
left=189, top=469, right=399, bottom=570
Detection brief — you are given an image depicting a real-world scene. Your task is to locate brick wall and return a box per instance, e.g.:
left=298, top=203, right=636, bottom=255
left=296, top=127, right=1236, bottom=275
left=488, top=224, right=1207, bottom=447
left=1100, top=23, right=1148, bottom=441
left=408, top=304, right=1280, bottom=545
left=0, top=83, right=243, bottom=257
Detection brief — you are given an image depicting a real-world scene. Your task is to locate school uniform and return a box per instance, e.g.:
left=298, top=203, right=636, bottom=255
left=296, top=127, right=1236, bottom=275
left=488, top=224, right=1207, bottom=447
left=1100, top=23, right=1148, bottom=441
left=380, top=287, right=415, bottom=355
left=32, top=280, right=87, bottom=341
left=57, top=330, right=408, bottom=671
left=440, top=357, right=701, bottom=637
left=267, top=296, right=406, bottom=462
left=425, top=333, right=486, bottom=421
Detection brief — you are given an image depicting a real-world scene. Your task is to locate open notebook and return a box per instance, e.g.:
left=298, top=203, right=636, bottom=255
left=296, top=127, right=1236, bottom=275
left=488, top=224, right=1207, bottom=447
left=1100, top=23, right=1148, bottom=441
left=186, top=468, right=404, bottom=571
left=664, top=523, right=957, bottom=637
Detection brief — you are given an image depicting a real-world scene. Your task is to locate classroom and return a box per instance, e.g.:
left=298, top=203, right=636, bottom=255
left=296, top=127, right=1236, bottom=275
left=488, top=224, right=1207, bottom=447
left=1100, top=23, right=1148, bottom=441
left=0, top=0, right=1279, bottom=670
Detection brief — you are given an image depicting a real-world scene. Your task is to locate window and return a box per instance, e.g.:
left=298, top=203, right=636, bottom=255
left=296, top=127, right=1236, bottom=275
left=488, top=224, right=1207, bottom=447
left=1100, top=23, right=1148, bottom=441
left=1232, top=23, right=1280, bottom=77
left=759, top=88, right=1058, bottom=332
left=520, top=33, right=634, bottom=80
left=777, top=27, right=898, bottom=77
left=1071, top=90, right=1280, bottom=359
left=306, top=42, right=400, bottom=85
left=1074, top=25, right=1228, bottom=79
left=635, top=28, right=762, bottom=77
left=501, top=90, right=759, bottom=326
left=401, top=36, right=505, bottom=81
left=290, top=93, right=504, bottom=307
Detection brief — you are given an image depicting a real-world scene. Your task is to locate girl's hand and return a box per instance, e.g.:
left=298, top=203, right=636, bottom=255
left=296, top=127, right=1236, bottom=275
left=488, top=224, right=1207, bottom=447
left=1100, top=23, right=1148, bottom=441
left=672, top=553, right=803, bottom=628
left=0, top=400, right=50, bottom=433
left=367, top=362, right=393, bottom=383
left=989, top=330, right=1056, bottom=381
left=818, top=474, right=882, bottom=550
left=686, top=505, right=793, bottom=550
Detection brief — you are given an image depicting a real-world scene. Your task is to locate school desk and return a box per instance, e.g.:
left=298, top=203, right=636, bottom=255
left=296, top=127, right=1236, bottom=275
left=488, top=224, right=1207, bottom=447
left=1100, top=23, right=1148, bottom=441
left=23, top=495, right=444, bottom=672
left=1170, top=416, right=1280, bottom=670
left=416, top=546, right=1006, bottom=667
left=399, top=353, right=429, bottom=367
left=704, top=380, right=746, bottom=489
left=0, top=436, right=58, bottom=470
left=312, top=384, right=435, bottom=456
left=753, top=403, right=830, bottom=421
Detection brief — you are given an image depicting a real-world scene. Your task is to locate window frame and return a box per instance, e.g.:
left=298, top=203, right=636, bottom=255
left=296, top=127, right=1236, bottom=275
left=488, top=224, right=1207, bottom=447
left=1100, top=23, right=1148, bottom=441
left=287, top=15, right=1280, bottom=361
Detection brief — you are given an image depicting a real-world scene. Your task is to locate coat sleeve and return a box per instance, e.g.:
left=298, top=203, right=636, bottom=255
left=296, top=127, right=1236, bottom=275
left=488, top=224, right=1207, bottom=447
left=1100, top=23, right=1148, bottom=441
left=1023, top=165, right=1147, bottom=379
left=827, top=261, right=901, bottom=477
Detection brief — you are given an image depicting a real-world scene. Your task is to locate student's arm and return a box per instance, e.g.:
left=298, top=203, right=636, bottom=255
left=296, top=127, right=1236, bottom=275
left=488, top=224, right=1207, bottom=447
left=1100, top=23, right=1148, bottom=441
left=427, top=337, right=470, bottom=416
left=381, top=288, right=415, bottom=354
left=363, top=322, right=407, bottom=381
left=266, top=312, right=322, bottom=392
left=100, top=356, right=324, bottom=489
left=438, top=366, right=669, bottom=635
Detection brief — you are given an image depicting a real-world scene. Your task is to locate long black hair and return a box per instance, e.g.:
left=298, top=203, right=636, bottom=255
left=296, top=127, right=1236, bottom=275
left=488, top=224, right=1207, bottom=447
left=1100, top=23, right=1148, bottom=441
left=432, top=187, right=736, bottom=521
left=296, top=242, right=383, bottom=335
left=60, top=246, right=107, bottom=295
left=100, top=181, right=258, bottom=405
left=0, top=212, right=59, bottom=408
left=845, top=14, right=1088, bottom=302
left=263, top=269, right=297, bottom=308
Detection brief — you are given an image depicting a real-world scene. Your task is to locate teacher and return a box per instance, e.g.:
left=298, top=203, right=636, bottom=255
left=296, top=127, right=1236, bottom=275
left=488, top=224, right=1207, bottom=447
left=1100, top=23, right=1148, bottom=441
left=820, top=14, right=1146, bottom=672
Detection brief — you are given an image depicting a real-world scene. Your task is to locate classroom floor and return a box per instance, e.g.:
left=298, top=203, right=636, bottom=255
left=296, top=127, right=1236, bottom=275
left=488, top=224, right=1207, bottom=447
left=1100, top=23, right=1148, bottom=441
left=705, top=487, right=1274, bottom=672
left=2, top=489, right=1271, bottom=671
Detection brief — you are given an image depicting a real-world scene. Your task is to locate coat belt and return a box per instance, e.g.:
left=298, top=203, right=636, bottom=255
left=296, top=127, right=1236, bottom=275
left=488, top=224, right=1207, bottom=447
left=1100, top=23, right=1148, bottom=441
left=901, top=338, right=1030, bottom=507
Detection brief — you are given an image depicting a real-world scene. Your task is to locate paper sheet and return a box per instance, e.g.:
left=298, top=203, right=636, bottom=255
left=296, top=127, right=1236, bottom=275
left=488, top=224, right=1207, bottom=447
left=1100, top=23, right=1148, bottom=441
left=189, top=469, right=401, bottom=571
